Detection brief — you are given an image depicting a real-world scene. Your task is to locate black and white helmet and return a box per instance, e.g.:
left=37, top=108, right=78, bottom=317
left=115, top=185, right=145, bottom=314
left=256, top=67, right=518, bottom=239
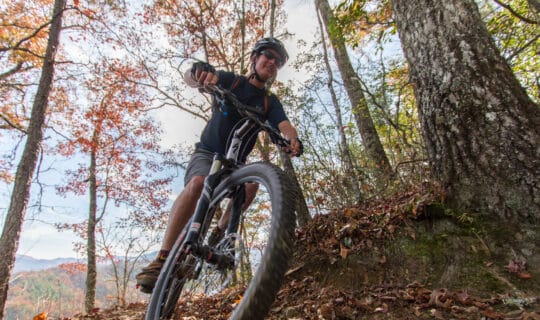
left=251, top=37, right=289, bottom=64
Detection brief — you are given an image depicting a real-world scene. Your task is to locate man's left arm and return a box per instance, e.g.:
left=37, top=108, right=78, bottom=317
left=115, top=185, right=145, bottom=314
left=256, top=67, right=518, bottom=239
left=278, top=120, right=302, bottom=156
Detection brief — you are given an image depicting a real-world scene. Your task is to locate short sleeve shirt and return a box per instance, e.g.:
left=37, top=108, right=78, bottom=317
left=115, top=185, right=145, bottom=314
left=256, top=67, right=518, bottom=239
left=195, top=71, right=288, bottom=162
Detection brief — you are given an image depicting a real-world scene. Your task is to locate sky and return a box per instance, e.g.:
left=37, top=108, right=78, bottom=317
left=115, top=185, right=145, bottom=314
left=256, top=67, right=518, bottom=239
left=12, top=0, right=320, bottom=260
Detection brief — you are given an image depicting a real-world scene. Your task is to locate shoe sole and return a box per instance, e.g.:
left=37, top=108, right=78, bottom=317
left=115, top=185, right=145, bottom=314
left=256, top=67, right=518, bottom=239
left=139, top=284, right=154, bottom=294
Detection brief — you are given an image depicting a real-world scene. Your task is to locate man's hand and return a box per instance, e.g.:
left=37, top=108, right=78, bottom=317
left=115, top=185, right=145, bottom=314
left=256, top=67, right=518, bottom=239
left=190, top=62, right=218, bottom=90
left=287, top=137, right=304, bottom=157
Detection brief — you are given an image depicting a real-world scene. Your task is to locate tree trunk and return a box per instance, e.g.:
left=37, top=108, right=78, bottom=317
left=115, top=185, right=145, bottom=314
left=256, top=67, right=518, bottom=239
left=85, top=130, right=98, bottom=312
left=315, top=0, right=392, bottom=178
left=280, top=153, right=311, bottom=227
left=317, top=7, right=362, bottom=204
left=0, top=0, right=66, bottom=317
left=392, top=0, right=540, bottom=218
left=268, top=0, right=310, bottom=226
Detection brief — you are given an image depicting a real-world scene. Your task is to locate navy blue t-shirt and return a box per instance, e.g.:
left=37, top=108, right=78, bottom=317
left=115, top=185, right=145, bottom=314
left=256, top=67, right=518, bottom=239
left=195, top=71, right=288, bottom=162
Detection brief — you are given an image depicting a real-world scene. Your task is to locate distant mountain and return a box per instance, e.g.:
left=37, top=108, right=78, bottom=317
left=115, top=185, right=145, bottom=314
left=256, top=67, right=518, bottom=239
left=13, top=255, right=79, bottom=273
left=13, top=251, right=158, bottom=274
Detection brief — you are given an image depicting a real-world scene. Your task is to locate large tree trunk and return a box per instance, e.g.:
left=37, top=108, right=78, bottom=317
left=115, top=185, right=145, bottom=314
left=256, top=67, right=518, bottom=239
left=315, top=0, right=392, bottom=178
left=0, top=0, right=66, bottom=317
left=392, top=0, right=540, bottom=218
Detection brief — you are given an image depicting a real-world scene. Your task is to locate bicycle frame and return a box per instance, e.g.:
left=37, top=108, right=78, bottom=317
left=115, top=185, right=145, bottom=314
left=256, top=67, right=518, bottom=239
left=177, top=86, right=289, bottom=268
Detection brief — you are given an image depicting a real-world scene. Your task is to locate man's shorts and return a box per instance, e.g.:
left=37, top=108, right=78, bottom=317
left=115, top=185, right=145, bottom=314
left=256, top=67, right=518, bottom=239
left=184, top=149, right=215, bottom=186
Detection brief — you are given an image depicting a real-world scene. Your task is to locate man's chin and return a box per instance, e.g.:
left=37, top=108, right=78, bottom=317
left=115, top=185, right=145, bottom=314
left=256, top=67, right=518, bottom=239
left=261, top=73, right=276, bottom=81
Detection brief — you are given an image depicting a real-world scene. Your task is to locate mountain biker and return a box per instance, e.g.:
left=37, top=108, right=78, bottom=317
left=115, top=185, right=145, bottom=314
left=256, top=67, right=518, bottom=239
left=136, top=37, right=303, bottom=293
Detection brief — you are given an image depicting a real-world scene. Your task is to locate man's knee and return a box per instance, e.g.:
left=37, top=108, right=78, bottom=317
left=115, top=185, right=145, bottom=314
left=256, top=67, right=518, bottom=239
left=243, top=183, right=259, bottom=210
left=184, top=176, right=205, bottom=197
left=245, top=182, right=259, bottom=197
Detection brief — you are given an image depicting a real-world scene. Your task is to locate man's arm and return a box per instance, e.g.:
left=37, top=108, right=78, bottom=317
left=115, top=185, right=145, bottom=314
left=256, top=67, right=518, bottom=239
left=184, top=62, right=219, bottom=88
left=278, top=120, right=302, bottom=156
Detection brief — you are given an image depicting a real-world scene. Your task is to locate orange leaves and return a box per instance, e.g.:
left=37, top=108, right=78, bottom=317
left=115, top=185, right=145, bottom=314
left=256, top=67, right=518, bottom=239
left=232, top=294, right=243, bottom=307
left=144, top=0, right=271, bottom=69
left=339, top=242, right=350, bottom=259
left=0, top=103, right=27, bottom=131
left=32, top=312, right=47, bottom=320
left=58, top=262, right=87, bottom=274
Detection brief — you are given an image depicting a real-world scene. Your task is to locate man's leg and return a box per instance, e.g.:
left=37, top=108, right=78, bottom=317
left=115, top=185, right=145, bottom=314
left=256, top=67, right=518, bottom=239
left=161, top=176, right=205, bottom=250
left=136, top=176, right=205, bottom=292
left=136, top=150, right=214, bottom=293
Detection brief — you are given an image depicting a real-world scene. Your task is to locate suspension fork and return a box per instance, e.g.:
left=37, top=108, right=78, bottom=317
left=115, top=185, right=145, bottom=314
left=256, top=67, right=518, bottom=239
left=184, top=153, right=224, bottom=248
left=226, top=185, right=245, bottom=235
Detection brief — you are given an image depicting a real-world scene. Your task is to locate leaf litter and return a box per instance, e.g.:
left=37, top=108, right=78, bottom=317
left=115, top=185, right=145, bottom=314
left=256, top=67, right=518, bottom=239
left=69, top=186, right=538, bottom=319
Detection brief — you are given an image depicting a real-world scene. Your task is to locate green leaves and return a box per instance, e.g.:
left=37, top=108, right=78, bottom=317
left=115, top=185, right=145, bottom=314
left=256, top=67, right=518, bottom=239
left=481, top=0, right=539, bottom=102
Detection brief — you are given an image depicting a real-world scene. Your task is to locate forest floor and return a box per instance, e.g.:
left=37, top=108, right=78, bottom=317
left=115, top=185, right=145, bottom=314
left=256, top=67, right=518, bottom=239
left=70, top=187, right=539, bottom=320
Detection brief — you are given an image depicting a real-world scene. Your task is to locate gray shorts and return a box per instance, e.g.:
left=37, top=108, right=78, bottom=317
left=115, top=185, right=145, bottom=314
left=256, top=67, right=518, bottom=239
left=184, top=149, right=215, bottom=186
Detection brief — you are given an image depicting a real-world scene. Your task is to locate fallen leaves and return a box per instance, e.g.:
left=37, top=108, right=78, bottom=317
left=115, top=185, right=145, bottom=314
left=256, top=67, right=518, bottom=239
left=32, top=312, right=47, bottom=320
left=66, top=185, right=540, bottom=320
left=297, top=186, right=444, bottom=262
left=506, top=257, right=532, bottom=279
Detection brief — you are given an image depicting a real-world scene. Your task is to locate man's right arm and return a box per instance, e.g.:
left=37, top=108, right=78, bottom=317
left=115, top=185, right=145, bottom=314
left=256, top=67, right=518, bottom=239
left=184, top=62, right=219, bottom=89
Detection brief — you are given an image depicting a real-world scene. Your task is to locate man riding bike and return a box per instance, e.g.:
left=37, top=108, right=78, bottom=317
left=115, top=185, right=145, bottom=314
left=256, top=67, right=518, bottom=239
left=136, top=37, right=303, bottom=293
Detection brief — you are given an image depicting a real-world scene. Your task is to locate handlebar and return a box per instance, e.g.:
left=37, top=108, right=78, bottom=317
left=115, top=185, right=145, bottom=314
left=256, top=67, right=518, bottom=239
left=204, top=84, right=293, bottom=152
left=206, top=84, right=266, bottom=118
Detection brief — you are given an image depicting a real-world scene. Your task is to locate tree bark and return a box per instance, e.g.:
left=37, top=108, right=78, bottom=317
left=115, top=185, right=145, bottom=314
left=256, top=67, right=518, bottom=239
left=392, top=0, right=540, bottom=218
left=280, top=153, right=311, bottom=227
left=0, top=0, right=66, bottom=317
left=268, top=0, right=310, bottom=225
left=317, top=7, right=362, bottom=204
left=315, top=0, right=392, bottom=178
left=85, top=131, right=98, bottom=312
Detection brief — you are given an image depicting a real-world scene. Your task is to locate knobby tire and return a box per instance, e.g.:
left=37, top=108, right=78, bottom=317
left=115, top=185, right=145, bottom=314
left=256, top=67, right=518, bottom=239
left=145, top=162, right=296, bottom=320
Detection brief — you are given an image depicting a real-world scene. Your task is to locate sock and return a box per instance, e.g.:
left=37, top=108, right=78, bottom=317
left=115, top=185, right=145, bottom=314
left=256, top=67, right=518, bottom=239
left=157, top=250, right=169, bottom=262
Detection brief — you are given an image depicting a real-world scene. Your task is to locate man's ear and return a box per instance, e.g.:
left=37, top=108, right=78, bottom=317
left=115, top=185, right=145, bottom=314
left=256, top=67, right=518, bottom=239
left=250, top=54, right=256, bottom=64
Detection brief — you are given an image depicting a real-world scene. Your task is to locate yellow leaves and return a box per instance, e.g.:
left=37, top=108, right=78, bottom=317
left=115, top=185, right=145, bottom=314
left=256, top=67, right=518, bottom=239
left=1, top=0, right=51, bottom=65
left=0, top=168, right=14, bottom=184
left=0, top=103, right=27, bottom=131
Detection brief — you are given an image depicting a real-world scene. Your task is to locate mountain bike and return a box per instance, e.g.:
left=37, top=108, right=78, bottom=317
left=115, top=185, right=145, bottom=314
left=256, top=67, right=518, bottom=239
left=145, top=84, right=297, bottom=320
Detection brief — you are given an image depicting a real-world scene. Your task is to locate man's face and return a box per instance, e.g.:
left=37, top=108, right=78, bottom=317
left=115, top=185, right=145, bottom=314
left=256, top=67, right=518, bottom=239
left=253, top=49, right=283, bottom=81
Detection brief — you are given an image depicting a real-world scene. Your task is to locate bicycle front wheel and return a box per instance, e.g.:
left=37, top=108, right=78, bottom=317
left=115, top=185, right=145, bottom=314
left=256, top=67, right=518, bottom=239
left=211, top=162, right=296, bottom=319
left=147, top=161, right=296, bottom=320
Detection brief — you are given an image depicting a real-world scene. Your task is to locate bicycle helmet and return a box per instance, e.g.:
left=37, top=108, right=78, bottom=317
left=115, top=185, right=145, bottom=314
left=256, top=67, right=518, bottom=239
left=251, top=37, right=289, bottom=64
